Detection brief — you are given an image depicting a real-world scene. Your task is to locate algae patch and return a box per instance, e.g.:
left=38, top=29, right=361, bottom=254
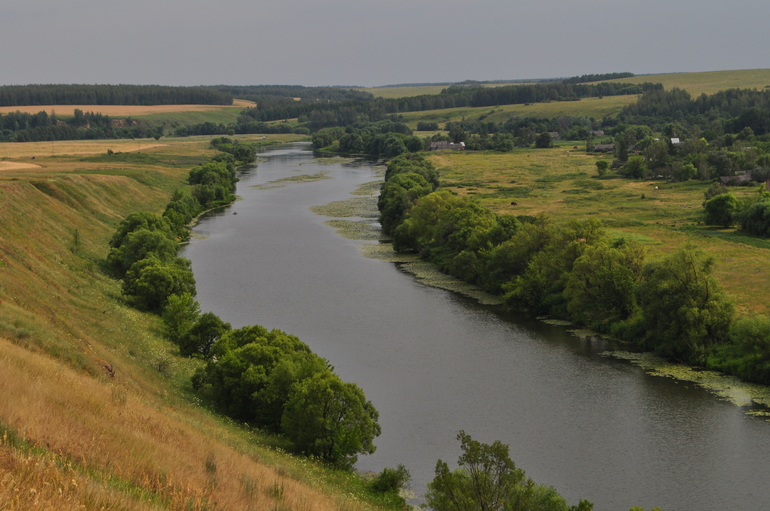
left=602, top=350, right=770, bottom=414
left=399, top=260, right=504, bottom=306
left=350, top=180, right=382, bottom=196
left=537, top=317, right=573, bottom=326
left=325, top=220, right=386, bottom=241
left=252, top=172, right=331, bottom=190
left=310, top=197, right=378, bottom=218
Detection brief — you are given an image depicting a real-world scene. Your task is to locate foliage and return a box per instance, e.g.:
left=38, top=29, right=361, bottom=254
left=535, top=132, right=553, bottom=148
left=162, top=292, right=201, bottom=344
left=378, top=172, right=433, bottom=235
left=370, top=464, right=411, bottom=494
left=632, top=245, right=734, bottom=362
left=595, top=160, right=609, bottom=176
left=178, top=312, right=231, bottom=357
left=738, top=200, right=770, bottom=237
left=122, top=256, right=197, bottom=312
left=620, top=155, right=648, bottom=179
left=107, top=227, right=179, bottom=277
left=0, top=84, right=232, bottom=107
left=703, top=193, right=739, bottom=227
left=425, top=431, right=589, bottom=511
left=282, top=371, right=381, bottom=469
left=563, top=241, right=645, bottom=329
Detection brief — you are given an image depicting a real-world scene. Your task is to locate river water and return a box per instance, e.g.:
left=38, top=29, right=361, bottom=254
left=181, top=143, right=770, bottom=511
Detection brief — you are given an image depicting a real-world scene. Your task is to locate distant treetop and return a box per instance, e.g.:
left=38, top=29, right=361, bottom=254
left=0, top=84, right=233, bottom=107
left=563, top=72, right=635, bottom=85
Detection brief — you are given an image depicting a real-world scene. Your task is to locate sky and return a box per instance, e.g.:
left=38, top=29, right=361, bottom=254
left=1, top=0, right=769, bottom=87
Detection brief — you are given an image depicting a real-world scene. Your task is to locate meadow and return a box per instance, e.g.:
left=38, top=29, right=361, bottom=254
left=604, top=68, right=770, bottom=95
left=429, top=143, right=770, bottom=316
left=398, top=95, right=639, bottom=129
left=0, top=133, right=401, bottom=511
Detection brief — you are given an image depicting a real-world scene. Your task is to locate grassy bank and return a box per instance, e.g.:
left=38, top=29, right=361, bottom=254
left=0, top=134, right=399, bottom=511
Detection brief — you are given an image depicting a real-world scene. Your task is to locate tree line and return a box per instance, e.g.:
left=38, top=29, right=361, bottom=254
left=239, top=82, right=663, bottom=126
left=377, top=156, right=770, bottom=385
left=1, top=108, right=162, bottom=142
left=615, top=87, right=770, bottom=135
left=0, top=84, right=232, bottom=107
left=562, top=72, right=635, bottom=84
left=105, top=140, right=382, bottom=472
left=206, top=84, right=373, bottom=107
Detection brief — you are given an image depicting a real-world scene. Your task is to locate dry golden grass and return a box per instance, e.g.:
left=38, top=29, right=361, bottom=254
left=0, top=99, right=255, bottom=117
left=0, top=338, right=343, bottom=511
left=431, top=147, right=770, bottom=315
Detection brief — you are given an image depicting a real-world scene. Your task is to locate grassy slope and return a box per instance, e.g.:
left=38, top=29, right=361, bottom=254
left=356, top=82, right=532, bottom=99
left=399, top=95, right=639, bottom=130
left=0, top=133, right=394, bottom=511
left=604, top=68, right=770, bottom=95
left=429, top=143, right=770, bottom=316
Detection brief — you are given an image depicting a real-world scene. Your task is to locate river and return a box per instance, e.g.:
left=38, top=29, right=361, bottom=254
left=181, top=143, right=770, bottom=511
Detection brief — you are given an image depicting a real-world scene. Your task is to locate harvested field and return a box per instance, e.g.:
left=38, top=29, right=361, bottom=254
left=0, top=162, right=42, bottom=171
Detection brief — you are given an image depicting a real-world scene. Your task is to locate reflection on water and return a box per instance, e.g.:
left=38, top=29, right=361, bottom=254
left=182, top=144, right=770, bottom=511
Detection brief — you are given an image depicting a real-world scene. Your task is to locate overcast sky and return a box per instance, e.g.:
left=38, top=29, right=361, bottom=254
left=1, top=0, right=769, bottom=87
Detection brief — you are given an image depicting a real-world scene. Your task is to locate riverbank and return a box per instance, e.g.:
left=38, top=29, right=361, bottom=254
left=0, top=135, right=405, bottom=511
left=311, top=154, right=770, bottom=417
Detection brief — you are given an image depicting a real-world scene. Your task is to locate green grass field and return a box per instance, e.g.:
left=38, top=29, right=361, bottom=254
left=136, top=106, right=246, bottom=127
left=603, top=68, right=770, bottom=95
left=399, top=95, right=639, bottom=129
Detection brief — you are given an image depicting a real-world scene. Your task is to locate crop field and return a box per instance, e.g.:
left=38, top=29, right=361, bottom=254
left=606, top=68, right=770, bottom=95
left=429, top=145, right=770, bottom=315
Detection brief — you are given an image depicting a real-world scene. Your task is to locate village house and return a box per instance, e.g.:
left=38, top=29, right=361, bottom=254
left=592, top=143, right=615, bottom=152
left=429, top=141, right=465, bottom=151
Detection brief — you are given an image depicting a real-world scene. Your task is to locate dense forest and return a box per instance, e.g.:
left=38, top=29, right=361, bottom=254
left=0, top=84, right=233, bottom=106
left=206, top=84, right=373, bottom=105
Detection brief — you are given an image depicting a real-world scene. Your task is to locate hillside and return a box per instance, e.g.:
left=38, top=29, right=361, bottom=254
left=0, top=134, right=397, bottom=511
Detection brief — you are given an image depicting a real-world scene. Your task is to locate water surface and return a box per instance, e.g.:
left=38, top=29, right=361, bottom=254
left=182, top=144, right=770, bottom=511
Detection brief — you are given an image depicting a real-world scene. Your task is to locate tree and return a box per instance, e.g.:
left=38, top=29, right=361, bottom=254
left=703, top=193, right=739, bottom=227
left=621, top=155, right=647, bottom=179
left=162, top=292, right=200, bottom=343
left=108, top=228, right=178, bottom=276
left=122, top=256, right=196, bottom=312
left=178, top=312, right=231, bottom=357
left=595, top=160, right=609, bottom=177
left=281, top=371, right=380, bottom=469
left=425, top=431, right=588, bottom=511
left=634, top=245, right=734, bottom=362
left=564, top=242, right=645, bottom=328
left=535, top=132, right=553, bottom=148
left=738, top=200, right=770, bottom=237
